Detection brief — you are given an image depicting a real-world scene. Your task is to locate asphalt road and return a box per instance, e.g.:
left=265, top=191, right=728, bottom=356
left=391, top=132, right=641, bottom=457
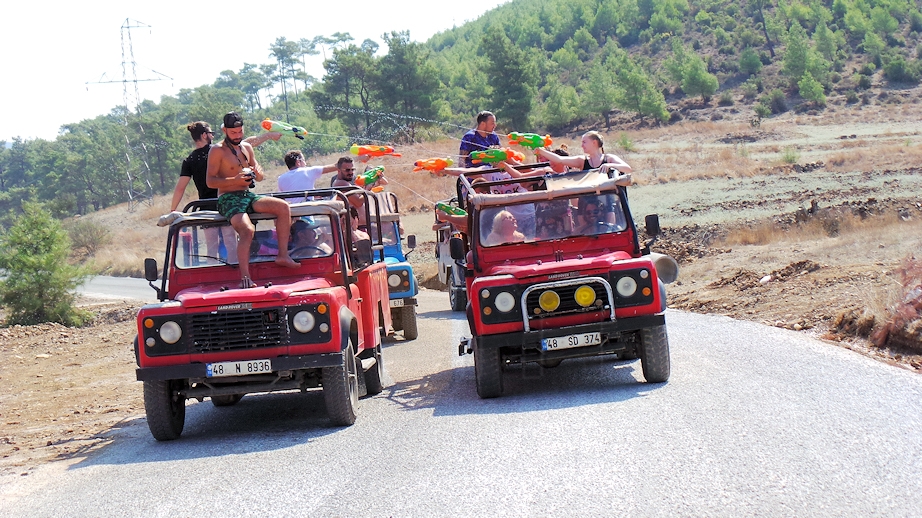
left=2, top=289, right=921, bottom=516
left=77, top=275, right=158, bottom=302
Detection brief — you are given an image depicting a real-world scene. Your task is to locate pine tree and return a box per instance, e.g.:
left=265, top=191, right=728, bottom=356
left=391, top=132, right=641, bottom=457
left=0, top=203, right=91, bottom=326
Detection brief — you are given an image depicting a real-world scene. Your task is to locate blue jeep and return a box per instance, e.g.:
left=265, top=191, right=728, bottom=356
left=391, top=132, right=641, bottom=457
left=372, top=192, right=419, bottom=340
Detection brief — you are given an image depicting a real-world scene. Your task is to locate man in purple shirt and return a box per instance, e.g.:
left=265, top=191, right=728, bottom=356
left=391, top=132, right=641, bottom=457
left=459, top=111, right=500, bottom=167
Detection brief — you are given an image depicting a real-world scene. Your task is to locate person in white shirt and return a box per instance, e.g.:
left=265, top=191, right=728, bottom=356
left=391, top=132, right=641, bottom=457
left=277, top=150, right=338, bottom=191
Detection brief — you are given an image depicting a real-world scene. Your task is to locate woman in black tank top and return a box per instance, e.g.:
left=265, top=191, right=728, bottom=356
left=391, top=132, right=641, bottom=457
left=537, top=131, right=631, bottom=184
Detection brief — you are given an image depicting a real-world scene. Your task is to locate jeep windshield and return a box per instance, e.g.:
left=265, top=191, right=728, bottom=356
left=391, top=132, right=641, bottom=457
left=174, top=214, right=335, bottom=270
left=470, top=172, right=629, bottom=248
left=477, top=192, right=628, bottom=247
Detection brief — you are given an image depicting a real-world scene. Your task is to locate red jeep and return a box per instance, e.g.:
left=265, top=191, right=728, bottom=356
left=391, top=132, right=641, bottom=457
left=135, top=189, right=392, bottom=440
left=451, top=171, right=678, bottom=398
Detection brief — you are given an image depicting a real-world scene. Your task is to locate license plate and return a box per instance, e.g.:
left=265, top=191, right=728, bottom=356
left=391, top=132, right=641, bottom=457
left=389, top=299, right=405, bottom=308
left=541, top=332, right=602, bottom=351
left=207, top=359, right=272, bottom=378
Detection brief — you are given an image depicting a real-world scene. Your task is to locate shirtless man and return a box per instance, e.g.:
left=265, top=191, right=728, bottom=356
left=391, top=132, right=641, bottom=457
left=206, top=111, right=299, bottom=288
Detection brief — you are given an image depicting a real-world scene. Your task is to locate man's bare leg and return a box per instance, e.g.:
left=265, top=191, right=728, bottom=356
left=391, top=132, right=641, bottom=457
left=230, top=213, right=257, bottom=287
left=252, top=197, right=299, bottom=268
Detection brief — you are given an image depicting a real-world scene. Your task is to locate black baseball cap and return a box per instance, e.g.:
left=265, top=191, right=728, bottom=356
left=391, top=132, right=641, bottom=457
left=223, top=111, right=244, bottom=128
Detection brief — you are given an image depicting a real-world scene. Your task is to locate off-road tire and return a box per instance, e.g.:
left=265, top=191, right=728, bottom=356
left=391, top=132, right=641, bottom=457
left=450, top=286, right=467, bottom=312
left=363, top=344, right=385, bottom=395
left=473, top=338, right=503, bottom=398
left=640, top=325, right=670, bottom=383
left=401, top=305, right=419, bottom=340
left=143, top=379, right=186, bottom=441
left=211, top=394, right=244, bottom=407
left=323, top=343, right=359, bottom=426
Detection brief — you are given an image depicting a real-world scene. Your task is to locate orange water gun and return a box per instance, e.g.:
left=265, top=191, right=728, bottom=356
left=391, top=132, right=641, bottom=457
left=350, top=143, right=401, bottom=157
left=507, top=132, right=552, bottom=149
left=413, top=157, right=454, bottom=172
left=261, top=118, right=308, bottom=139
left=469, top=148, right=525, bottom=164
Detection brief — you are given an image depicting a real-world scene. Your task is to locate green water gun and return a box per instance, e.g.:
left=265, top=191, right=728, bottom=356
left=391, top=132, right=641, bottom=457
left=436, top=202, right=467, bottom=216
left=355, top=166, right=385, bottom=188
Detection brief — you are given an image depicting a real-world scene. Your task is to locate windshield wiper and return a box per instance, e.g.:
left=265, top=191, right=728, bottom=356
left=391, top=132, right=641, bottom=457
left=187, top=254, right=233, bottom=266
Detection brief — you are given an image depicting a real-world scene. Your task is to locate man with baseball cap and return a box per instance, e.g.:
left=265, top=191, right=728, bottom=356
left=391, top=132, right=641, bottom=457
left=206, top=111, right=299, bottom=288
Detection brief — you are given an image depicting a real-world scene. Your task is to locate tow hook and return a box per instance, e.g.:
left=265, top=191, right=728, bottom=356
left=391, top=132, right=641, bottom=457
left=458, top=337, right=472, bottom=356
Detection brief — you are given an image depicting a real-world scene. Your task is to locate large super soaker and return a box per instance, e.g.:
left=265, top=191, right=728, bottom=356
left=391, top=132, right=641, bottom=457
left=413, top=157, right=454, bottom=172
left=507, top=132, right=553, bottom=149
left=355, top=166, right=385, bottom=189
left=469, top=148, right=526, bottom=164
left=261, top=118, right=309, bottom=139
left=350, top=144, right=401, bottom=157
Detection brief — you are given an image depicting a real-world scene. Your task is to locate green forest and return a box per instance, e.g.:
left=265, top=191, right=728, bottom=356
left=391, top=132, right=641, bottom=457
left=1, top=0, right=921, bottom=227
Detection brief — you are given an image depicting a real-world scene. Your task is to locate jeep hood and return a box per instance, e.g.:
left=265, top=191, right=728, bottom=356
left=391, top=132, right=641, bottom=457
left=484, top=250, right=636, bottom=280
left=174, top=277, right=335, bottom=308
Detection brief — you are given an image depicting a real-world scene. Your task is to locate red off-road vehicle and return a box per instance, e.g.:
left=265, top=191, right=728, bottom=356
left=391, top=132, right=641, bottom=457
left=135, top=189, right=392, bottom=440
left=450, top=171, right=678, bottom=398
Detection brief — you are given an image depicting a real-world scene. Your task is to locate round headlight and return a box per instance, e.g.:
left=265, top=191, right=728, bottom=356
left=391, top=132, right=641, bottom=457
left=293, top=311, right=316, bottom=333
left=388, top=274, right=401, bottom=287
left=494, top=292, right=516, bottom=313
left=616, top=277, right=638, bottom=297
left=159, top=321, right=182, bottom=344
left=574, top=286, right=596, bottom=307
left=538, top=290, right=560, bottom=312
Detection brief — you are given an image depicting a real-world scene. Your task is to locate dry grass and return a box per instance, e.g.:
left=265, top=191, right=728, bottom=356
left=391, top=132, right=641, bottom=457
left=721, top=211, right=910, bottom=247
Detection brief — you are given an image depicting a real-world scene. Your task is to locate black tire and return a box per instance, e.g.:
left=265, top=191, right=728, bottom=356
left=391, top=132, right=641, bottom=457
left=323, top=343, right=359, bottom=426
left=391, top=307, right=402, bottom=331
left=143, top=379, right=186, bottom=441
left=450, top=286, right=467, bottom=312
left=363, top=344, right=385, bottom=395
left=211, top=394, right=244, bottom=407
left=401, top=305, right=419, bottom=340
left=473, top=337, right=503, bottom=398
left=640, top=325, right=670, bottom=383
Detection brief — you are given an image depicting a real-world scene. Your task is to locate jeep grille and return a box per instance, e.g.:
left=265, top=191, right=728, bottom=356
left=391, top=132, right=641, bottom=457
left=523, top=277, right=612, bottom=323
left=190, top=308, right=287, bottom=352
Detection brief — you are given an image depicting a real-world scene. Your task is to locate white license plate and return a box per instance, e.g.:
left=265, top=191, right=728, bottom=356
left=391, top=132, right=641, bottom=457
left=541, top=332, right=602, bottom=351
left=207, top=359, right=272, bottom=378
left=389, top=299, right=405, bottom=308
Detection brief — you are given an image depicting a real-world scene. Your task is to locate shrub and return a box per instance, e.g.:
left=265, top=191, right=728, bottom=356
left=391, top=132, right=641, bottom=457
left=739, top=48, right=763, bottom=75
left=0, top=203, right=91, bottom=326
left=616, top=132, right=635, bottom=152
left=883, top=56, right=921, bottom=84
left=718, top=91, right=735, bottom=106
left=781, top=146, right=800, bottom=164
left=742, top=80, right=759, bottom=100
left=762, top=89, right=788, bottom=114
left=753, top=104, right=771, bottom=119
left=857, top=74, right=873, bottom=89
left=66, top=219, right=112, bottom=257
left=845, top=90, right=859, bottom=104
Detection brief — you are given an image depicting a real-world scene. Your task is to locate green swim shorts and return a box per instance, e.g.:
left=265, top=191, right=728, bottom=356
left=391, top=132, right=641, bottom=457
left=217, top=190, right=262, bottom=218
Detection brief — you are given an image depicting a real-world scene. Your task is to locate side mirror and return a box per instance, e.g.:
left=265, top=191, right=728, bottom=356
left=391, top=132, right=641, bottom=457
left=144, top=258, right=159, bottom=281
left=644, top=214, right=661, bottom=237
left=406, top=234, right=417, bottom=249
left=449, top=236, right=465, bottom=261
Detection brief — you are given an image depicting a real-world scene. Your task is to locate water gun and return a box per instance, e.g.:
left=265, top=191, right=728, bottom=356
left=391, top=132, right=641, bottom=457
left=350, top=144, right=401, bottom=157
left=261, top=118, right=308, bottom=139
left=355, top=166, right=385, bottom=188
left=413, top=157, right=454, bottom=172
left=507, top=132, right=552, bottom=149
left=469, top=148, right=525, bottom=164
left=435, top=202, right=467, bottom=217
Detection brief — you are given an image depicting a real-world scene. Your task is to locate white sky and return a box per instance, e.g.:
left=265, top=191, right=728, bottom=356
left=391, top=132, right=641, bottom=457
left=1, top=0, right=509, bottom=143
